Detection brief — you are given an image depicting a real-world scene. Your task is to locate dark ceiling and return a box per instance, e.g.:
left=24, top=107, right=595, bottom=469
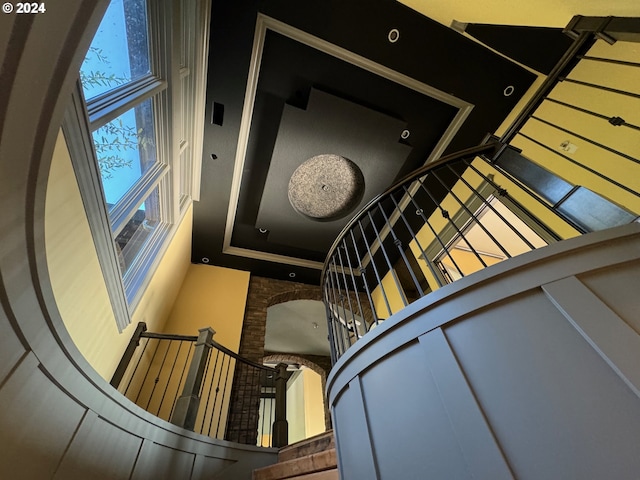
left=192, top=0, right=540, bottom=285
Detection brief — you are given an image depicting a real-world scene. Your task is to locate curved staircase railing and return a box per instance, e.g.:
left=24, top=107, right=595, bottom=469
left=322, top=18, right=640, bottom=363
left=110, top=322, right=289, bottom=448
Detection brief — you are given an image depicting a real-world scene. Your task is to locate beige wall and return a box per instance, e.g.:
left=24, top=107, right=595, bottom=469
left=162, top=264, right=250, bottom=351
left=399, top=0, right=640, bottom=28
left=513, top=40, right=640, bottom=215
left=287, top=370, right=306, bottom=444
left=45, top=130, right=193, bottom=380
left=286, top=368, right=326, bottom=444
left=302, top=368, right=325, bottom=439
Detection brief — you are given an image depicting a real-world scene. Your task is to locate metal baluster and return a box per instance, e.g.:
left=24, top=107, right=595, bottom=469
left=260, top=371, right=267, bottom=446
left=157, top=340, right=185, bottom=417
left=324, top=294, right=339, bottom=364
left=377, top=197, right=424, bottom=297
left=402, top=183, right=463, bottom=283
left=323, top=269, right=341, bottom=357
left=416, top=175, right=488, bottom=271
left=560, top=77, right=640, bottom=105
left=135, top=338, right=162, bottom=404
left=268, top=380, right=274, bottom=447
left=545, top=97, right=640, bottom=131
left=349, top=229, right=378, bottom=328
left=250, top=366, right=260, bottom=445
left=124, top=336, right=150, bottom=396
left=330, top=257, right=354, bottom=346
left=357, top=219, right=393, bottom=318
left=169, top=342, right=194, bottom=421
left=208, top=351, right=225, bottom=436
left=145, top=339, right=172, bottom=410
left=341, top=237, right=369, bottom=338
left=201, top=349, right=220, bottom=434
left=241, top=363, right=250, bottom=442
left=531, top=114, right=640, bottom=166
left=111, top=322, right=147, bottom=389
left=388, top=191, right=441, bottom=289
left=462, top=158, right=564, bottom=239
left=366, top=209, right=408, bottom=307
left=578, top=54, right=640, bottom=69
left=445, top=163, right=538, bottom=250
left=216, top=355, right=233, bottom=438
left=432, top=168, right=511, bottom=260
left=516, top=132, right=640, bottom=199
left=326, top=263, right=348, bottom=355
left=335, top=245, right=361, bottom=340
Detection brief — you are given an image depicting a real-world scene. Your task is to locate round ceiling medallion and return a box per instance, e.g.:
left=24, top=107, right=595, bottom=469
left=288, top=154, right=365, bottom=221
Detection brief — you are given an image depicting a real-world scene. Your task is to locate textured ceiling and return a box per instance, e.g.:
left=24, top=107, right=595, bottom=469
left=265, top=300, right=331, bottom=356
left=193, top=0, right=539, bottom=285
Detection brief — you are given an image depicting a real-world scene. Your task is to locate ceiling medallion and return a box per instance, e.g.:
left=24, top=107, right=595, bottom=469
left=288, top=154, right=365, bottom=221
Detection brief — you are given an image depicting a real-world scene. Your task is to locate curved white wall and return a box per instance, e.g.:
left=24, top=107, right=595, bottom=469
left=328, top=223, right=640, bottom=479
left=0, top=5, right=276, bottom=479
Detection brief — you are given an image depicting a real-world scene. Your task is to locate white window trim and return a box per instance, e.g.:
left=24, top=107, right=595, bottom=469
left=63, top=0, right=210, bottom=331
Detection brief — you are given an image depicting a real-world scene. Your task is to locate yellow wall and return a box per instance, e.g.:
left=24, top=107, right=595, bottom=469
left=513, top=40, right=640, bottom=215
left=398, top=0, right=640, bottom=28
left=286, top=367, right=325, bottom=443
left=148, top=264, right=250, bottom=436
left=302, top=368, right=325, bottom=439
left=161, top=264, right=250, bottom=351
left=45, top=131, right=249, bottom=430
left=287, top=370, right=306, bottom=444
left=371, top=269, right=407, bottom=320
left=45, top=130, right=193, bottom=380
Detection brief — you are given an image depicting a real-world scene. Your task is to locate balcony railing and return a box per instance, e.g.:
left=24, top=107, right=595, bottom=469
left=322, top=17, right=640, bottom=364
left=110, top=322, right=289, bottom=447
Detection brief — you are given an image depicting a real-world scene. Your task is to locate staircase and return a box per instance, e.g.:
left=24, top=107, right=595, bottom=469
left=253, top=431, right=338, bottom=480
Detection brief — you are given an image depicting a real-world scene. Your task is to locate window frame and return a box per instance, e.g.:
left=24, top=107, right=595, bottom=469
left=62, top=0, right=211, bottom=331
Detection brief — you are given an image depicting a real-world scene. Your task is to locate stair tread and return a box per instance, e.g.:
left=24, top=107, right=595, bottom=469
left=253, top=448, right=337, bottom=480
left=280, top=469, right=338, bottom=480
left=278, top=430, right=335, bottom=462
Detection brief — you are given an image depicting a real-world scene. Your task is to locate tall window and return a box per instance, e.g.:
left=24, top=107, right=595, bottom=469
left=64, top=0, right=209, bottom=330
left=79, top=0, right=173, bottom=309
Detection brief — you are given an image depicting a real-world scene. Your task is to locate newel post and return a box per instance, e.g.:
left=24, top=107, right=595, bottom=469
left=170, top=327, right=215, bottom=430
left=110, top=322, right=147, bottom=389
left=272, top=362, right=289, bottom=447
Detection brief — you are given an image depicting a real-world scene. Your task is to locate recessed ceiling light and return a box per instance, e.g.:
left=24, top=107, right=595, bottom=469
left=416, top=208, right=424, bottom=216
left=201, top=257, right=210, bottom=264
left=289, top=272, right=296, bottom=278
left=503, top=85, right=515, bottom=97
left=401, top=129, right=410, bottom=139
left=388, top=28, right=400, bottom=43
left=259, top=228, right=268, bottom=233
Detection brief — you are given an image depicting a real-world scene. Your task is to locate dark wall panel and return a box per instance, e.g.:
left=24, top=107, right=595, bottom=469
left=131, top=442, right=196, bottom=480
left=578, top=259, right=640, bottom=333
left=447, top=290, right=640, bottom=479
left=328, top=224, right=640, bottom=480
left=331, top=380, right=378, bottom=480
left=360, top=342, right=471, bottom=479
left=53, top=412, right=143, bottom=480
left=0, top=312, right=26, bottom=386
left=0, top=354, right=87, bottom=480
